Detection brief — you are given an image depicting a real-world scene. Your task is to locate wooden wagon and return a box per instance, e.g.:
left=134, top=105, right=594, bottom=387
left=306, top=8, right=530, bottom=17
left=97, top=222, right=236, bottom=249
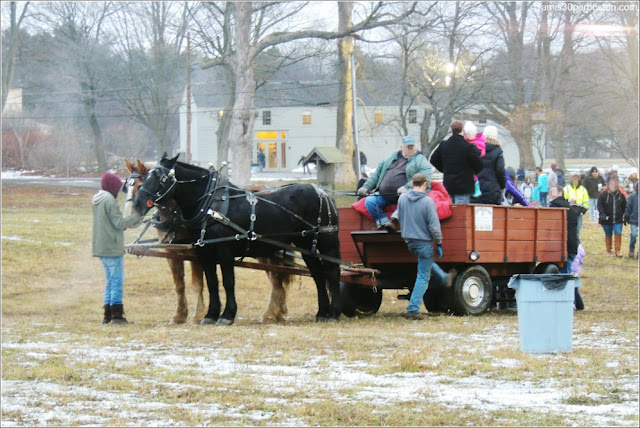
left=127, top=203, right=567, bottom=317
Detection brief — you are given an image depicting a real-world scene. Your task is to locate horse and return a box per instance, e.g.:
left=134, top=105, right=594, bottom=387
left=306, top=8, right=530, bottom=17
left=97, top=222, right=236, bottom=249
left=131, top=154, right=342, bottom=325
left=124, top=159, right=295, bottom=324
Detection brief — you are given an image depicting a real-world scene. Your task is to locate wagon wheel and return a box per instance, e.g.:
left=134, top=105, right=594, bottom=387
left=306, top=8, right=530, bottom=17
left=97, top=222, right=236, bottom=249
left=533, top=263, right=561, bottom=274
left=449, top=265, right=492, bottom=315
left=423, top=286, right=449, bottom=313
left=340, top=282, right=383, bottom=317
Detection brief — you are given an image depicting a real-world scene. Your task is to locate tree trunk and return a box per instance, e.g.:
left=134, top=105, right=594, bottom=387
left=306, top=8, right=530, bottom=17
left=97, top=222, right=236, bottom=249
left=83, top=95, right=107, bottom=172
left=333, top=2, right=357, bottom=186
left=227, top=2, right=256, bottom=186
left=216, top=67, right=235, bottom=168
left=517, top=130, right=536, bottom=169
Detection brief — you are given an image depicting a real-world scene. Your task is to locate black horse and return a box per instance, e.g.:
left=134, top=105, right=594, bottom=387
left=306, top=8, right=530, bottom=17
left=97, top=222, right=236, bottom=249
left=133, top=155, right=342, bottom=325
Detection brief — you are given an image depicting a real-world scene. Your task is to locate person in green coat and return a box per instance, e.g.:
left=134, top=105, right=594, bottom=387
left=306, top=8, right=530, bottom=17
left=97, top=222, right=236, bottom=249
left=92, top=173, right=142, bottom=324
left=357, top=136, right=433, bottom=231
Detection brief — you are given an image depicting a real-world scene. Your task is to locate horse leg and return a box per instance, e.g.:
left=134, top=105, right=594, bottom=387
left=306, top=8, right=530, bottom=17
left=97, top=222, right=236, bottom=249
left=319, top=237, right=343, bottom=321
left=260, top=270, right=291, bottom=324
left=197, top=247, right=221, bottom=324
left=217, top=250, right=237, bottom=326
left=302, top=254, right=332, bottom=322
left=190, top=261, right=206, bottom=324
left=167, top=259, right=188, bottom=324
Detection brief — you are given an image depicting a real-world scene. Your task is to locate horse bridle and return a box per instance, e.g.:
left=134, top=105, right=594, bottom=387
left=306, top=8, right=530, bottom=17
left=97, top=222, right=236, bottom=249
left=137, top=166, right=177, bottom=209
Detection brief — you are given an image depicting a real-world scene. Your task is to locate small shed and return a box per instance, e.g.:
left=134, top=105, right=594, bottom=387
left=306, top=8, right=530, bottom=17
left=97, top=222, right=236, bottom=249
left=301, top=146, right=350, bottom=187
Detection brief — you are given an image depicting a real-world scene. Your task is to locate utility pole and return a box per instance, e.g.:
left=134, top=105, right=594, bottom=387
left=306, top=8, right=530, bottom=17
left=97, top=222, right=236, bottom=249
left=185, top=32, right=192, bottom=164
left=351, top=53, right=360, bottom=178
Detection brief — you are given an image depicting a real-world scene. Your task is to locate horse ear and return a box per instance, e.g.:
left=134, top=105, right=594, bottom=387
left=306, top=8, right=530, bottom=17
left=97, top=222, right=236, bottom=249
left=136, top=159, right=148, bottom=175
left=168, top=154, right=179, bottom=167
left=125, top=159, right=134, bottom=172
left=161, top=152, right=168, bottom=159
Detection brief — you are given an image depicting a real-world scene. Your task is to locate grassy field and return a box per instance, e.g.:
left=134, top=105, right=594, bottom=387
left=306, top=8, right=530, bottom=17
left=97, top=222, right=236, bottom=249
left=1, top=182, right=639, bottom=426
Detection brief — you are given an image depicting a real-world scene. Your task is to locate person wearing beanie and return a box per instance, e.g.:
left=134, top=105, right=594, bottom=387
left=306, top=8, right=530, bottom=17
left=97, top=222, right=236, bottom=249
left=471, top=125, right=506, bottom=205
left=357, top=135, right=432, bottom=231
left=464, top=122, right=486, bottom=198
left=92, top=172, right=142, bottom=324
left=623, top=168, right=638, bottom=195
left=582, top=166, right=606, bottom=222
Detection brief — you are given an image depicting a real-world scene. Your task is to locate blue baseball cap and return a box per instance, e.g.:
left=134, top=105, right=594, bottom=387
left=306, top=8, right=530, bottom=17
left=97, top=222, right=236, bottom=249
left=402, top=136, right=416, bottom=146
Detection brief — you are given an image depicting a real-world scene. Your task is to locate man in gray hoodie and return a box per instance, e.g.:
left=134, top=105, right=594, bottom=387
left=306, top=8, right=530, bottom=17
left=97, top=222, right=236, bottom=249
left=395, top=173, right=443, bottom=319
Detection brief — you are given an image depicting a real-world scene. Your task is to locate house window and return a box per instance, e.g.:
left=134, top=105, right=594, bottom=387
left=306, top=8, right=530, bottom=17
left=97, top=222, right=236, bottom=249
left=302, top=111, right=312, bottom=125
left=479, top=109, right=487, bottom=124
left=262, top=110, right=271, bottom=126
left=408, top=109, right=417, bottom=124
left=374, top=111, right=383, bottom=124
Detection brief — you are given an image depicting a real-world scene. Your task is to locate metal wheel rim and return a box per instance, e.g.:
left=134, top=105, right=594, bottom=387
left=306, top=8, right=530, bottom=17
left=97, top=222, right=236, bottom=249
left=462, top=276, right=485, bottom=307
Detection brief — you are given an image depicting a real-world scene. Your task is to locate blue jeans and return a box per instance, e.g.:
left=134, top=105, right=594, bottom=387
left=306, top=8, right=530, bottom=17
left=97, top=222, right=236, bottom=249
left=364, top=194, right=392, bottom=228
left=451, top=194, right=472, bottom=204
left=539, top=192, right=548, bottom=207
left=431, top=263, right=449, bottom=287
left=588, top=198, right=598, bottom=222
left=630, top=224, right=638, bottom=253
left=101, top=256, right=124, bottom=305
left=576, top=214, right=583, bottom=243
left=601, top=223, right=623, bottom=237
left=406, top=241, right=434, bottom=313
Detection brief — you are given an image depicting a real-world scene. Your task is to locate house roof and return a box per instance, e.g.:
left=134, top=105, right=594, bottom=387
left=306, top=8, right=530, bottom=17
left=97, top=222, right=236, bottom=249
left=189, top=67, right=400, bottom=109
left=302, top=146, right=350, bottom=165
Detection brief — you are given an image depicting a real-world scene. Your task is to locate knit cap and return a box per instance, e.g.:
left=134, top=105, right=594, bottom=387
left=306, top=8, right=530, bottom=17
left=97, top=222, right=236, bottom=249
left=101, top=173, right=123, bottom=198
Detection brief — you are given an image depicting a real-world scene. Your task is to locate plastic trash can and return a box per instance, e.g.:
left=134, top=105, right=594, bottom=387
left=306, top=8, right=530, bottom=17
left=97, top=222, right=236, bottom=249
left=507, top=274, right=581, bottom=353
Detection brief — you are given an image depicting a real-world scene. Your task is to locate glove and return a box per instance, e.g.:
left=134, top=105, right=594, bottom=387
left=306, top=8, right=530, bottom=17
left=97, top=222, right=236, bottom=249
left=397, top=186, right=408, bottom=195
left=436, top=244, right=443, bottom=260
left=623, top=216, right=629, bottom=226
left=357, top=187, right=368, bottom=197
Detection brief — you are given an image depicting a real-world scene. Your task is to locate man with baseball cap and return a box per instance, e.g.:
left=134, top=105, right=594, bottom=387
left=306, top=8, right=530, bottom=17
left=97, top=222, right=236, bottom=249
left=357, top=135, right=433, bottom=231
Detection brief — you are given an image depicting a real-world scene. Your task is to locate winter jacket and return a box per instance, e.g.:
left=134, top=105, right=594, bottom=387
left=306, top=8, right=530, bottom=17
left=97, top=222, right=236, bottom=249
left=582, top=175, right=606, bottom=199
left=548, top=170, right=558, bottom=188
left=396, top=189, right=443, bottom=244
left=571, top=244, right=586, bottom=275
left=624, top=191, right=638, bottom=225
left=505, top=172, right=530, bottom=206
left=354, top=181, right=452, bottom=221
left=564, top=184, right=590, bottom=209
left=467, top=133, right=486, bottom=157
left=92, top=190, right=141, bottom=257
left=550, top=196, right=578, bottom=256
left=430, top=134, right=483, bottom=196
left=470, top=143, right=506, bottom=205
left=362, top=151, right=433, bottom=192
left=537, top=173, right=549, bottom=192
left=520, top=182, right=534, bottom=203
left=557, top=171, right=565, bottom=187
left=597, top=190, right=626, bottom=225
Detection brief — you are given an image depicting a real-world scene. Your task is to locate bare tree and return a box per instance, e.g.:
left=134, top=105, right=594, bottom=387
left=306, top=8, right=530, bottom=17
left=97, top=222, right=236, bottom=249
left=190, top=1, right=417, bottom=186
left=34, top=1, right=120, bottom=171
left=1, top=1, right=30, bottom=112
left=111, top=2, right=189, bottom=157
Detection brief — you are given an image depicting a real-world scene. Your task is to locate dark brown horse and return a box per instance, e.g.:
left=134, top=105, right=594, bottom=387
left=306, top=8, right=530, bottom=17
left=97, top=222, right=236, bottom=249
left=124, top=160, right=294, bottom=324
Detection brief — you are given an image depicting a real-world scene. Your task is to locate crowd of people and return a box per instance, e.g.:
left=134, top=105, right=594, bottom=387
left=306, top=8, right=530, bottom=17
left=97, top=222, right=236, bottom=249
left=355, top=119, right=638, bottom=318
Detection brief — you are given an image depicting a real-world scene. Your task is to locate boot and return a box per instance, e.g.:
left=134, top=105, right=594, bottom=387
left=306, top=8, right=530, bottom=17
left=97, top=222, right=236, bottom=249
left=605, top=236, right=613, bottom=256
left=102, top=305, right=111, bottom=324
left=614, top=235, right=623, bottom=257
left=110, top=304, right=130, bottom=324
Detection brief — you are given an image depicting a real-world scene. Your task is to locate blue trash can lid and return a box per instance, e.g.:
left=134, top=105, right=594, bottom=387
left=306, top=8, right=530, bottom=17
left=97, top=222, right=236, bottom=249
left=508, top=274, right=579, bottom=291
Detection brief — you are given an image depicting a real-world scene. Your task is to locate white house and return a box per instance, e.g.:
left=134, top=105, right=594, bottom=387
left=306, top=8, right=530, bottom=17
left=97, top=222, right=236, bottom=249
left=179, top=71, right=521, bottom=173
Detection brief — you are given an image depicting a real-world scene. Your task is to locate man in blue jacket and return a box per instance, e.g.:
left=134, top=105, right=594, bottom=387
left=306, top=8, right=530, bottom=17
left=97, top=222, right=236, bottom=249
left=395, top=173, right=443, bottom=320
left=357, top=136, right=432, bottom=231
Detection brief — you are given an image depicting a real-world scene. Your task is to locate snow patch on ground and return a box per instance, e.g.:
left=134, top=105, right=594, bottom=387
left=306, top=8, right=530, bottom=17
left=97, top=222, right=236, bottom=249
left=2, top=332, right=639, bottom=427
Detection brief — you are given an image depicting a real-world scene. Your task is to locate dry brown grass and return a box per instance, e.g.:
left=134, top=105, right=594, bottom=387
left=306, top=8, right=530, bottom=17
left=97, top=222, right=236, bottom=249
left=1, top=182, right=638, bottom=426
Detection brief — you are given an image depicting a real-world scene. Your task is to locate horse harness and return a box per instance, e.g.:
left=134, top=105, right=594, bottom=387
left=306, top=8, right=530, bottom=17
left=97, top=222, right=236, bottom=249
left=134, top=165, right=346, bottom=267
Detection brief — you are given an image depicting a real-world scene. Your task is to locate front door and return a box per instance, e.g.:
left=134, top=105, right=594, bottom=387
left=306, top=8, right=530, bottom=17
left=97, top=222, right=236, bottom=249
left=256, top=131, right=287, bottom=171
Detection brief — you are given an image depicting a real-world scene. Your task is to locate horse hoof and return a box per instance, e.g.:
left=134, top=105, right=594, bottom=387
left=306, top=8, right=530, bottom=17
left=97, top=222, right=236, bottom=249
left=216, top=318, right=234, bottom=326
left=200, top=318, right=218, bottom=325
